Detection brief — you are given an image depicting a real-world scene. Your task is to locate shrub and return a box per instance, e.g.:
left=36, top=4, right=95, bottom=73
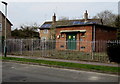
left=107, top=41, right=120, bottom=63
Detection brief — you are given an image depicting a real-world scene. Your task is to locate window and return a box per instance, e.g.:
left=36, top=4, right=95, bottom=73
left=0, top=23, right=2, bottom=31
left=81, top=46, right=85, bottom=49
left=41, top=37, right=46, bottom=40
left=80, top=39, right=83, bottom=41
left=44, top=29, right=48, bottom=34
left=60, top=45, right=64, bottom=48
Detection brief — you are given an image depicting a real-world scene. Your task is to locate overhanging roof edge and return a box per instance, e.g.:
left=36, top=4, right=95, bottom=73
left=60, top=30, right=86, bottom=33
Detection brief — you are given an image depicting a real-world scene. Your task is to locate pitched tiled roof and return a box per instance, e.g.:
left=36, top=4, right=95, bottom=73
left=56, top=23, right=117, bottom=30
left=39, top=19, right=103, bottom=29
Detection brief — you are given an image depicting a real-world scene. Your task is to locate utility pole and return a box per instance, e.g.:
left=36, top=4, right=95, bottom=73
left=1, top=1, right=7, bottom=57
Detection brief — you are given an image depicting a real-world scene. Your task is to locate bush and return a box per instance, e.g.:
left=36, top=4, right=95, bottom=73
left=107, top=41, right=120, bottom=63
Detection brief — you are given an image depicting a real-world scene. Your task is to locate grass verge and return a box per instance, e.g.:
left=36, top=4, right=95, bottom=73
left=2, top=57, right=120, bottom=74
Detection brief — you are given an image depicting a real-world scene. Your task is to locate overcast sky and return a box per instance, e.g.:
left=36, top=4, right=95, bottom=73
left=0, top=0, right=119, bottom=30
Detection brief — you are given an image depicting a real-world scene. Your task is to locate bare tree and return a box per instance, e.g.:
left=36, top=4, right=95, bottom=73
left=93, top=10, right=117, bottom=27
left=114, top=15, right=120, bottom=39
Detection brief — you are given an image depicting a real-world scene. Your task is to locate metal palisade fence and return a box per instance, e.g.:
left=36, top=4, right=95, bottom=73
left=4, top=39, right=120, bottom=63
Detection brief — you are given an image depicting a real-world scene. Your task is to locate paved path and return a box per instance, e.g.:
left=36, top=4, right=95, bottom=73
left=7, top=55, right=119, bottom=67
left=2, top=62, right=119, bottom=82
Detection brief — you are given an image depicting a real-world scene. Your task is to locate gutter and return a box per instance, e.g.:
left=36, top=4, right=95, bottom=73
left=93, top=25, right=96, bottom=52
left=60, top=30, right=86, bottom=33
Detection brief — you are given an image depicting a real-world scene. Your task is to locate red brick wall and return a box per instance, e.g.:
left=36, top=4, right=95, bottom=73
left=56, top=26, right=93, bottom=52
left=95, top=26, right=117, bottom=52
left=95, top=26, right=117, bottom=41
left=40, top=29, right=50, bottom=40
left=56, top=25, right=117, bottom=52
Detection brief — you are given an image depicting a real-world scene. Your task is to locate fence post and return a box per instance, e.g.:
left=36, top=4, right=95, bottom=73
left=32, top=39, right=33, bottom=56
left=20, top=39, right=23, bottom=55
left=91, top=41, right=94, bottom=60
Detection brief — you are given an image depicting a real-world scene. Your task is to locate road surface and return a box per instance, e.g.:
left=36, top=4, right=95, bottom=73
left=2, top=62, right=119, bottom=82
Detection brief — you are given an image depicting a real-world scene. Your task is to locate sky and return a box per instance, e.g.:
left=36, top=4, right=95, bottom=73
left=0, top=0, right=119, bottom=30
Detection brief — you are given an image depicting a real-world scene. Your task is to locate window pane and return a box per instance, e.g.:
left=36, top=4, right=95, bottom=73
left=41, top=37, right=46, bottom=40
left=44, top=29, right=48, bottom=34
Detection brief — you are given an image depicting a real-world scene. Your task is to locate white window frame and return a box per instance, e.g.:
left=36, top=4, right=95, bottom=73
left=41, top=37, right=46, bottom=40
left=0, top=23, right=2, bottom=32
left=44, top=29, right=48, bottom=34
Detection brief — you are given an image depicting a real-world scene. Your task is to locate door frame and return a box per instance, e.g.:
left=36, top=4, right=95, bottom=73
left=66, top=33, right=77, bottom=50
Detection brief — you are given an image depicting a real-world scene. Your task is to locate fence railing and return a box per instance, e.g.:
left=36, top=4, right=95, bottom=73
left=3, top=39, right=120, bottom=63
left=0, top=37, right=2, bottom=55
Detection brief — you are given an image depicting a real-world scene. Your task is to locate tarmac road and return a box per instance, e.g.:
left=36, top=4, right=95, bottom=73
left=2, top=62, right=119, bottom=82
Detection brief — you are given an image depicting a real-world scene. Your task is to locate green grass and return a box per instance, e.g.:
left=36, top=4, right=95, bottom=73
left=2, top=57, right=119, bottom=73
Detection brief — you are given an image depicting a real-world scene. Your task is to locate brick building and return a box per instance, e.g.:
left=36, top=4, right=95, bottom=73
left=56, top=24, right=117, bottom=52
left=40, top=11, right=117, bottom=52
left=39, top=11, right=103, bottom=40
left=0, top=11, right=13, bottom=39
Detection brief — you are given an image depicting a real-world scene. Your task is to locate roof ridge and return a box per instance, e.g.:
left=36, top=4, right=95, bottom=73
left=44, top=18, right=102, bottom=23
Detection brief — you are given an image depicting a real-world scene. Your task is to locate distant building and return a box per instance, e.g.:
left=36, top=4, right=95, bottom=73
left=39, top=11, right=103, bottom=40
left=0, top=11, right=13, bottom=39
